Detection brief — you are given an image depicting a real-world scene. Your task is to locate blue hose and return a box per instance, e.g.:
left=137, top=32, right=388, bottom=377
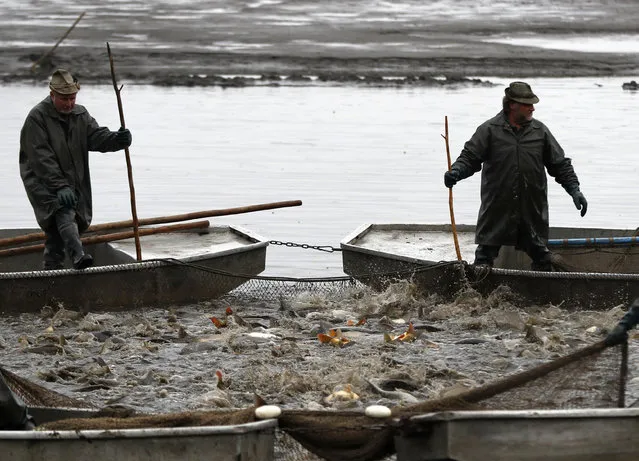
left=548, top=236, right=639, bottom=247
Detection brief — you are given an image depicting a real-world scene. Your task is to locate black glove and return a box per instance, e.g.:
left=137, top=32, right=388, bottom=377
left=444, top=170, right=460, bottom=189
left=115, top=127, right=132, bottom=148
left=56, top=187, right=77, bottom=208
left=571, top=190, right=588, bottom=217
left=604, top=324, right=629, bottom=347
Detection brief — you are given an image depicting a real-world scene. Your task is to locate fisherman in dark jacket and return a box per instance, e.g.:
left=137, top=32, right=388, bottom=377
left=443, top=81, right=588, bottom=271
left=605, top=297, right=639, bottom=346
left=0, top=371, right=35, bottom=430
left=19, top=69, right=133, bottom=270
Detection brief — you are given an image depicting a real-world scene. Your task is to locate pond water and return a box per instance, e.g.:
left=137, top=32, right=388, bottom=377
left=1, top=77, right=637, bottom=276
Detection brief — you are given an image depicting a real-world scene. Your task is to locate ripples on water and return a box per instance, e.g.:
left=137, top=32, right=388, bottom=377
left=1, top=78, right=637, bottom=276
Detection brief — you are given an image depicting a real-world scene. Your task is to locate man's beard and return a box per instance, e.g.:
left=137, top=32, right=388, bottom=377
left=515, top=112, right=531, bottom=124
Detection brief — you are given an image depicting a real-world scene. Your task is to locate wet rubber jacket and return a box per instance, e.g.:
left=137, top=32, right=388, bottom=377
left=19, top=97, right=125, bottom=232
left=450, top=112, right=580, bottom=248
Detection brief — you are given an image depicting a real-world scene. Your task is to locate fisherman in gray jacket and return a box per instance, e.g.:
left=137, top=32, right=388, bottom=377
left=19, top=69, right=133, bottom=270
left=443, top=81, right=588, bottom=271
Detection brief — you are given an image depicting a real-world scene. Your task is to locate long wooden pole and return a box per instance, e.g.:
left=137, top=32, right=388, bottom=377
left=442, top=116, right=462, bottom=261
left=107, top=42, right=142, bottom=261
left=31, top=12, right=86, bottom=72
left=0, top=221, right=209, bottom=258
left=0, top=200, right=302, bottom=248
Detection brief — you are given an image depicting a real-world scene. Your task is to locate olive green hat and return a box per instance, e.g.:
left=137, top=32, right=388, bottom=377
left=505, top=81, right=539, bottom=104
left=49, top=69, right=80, bottom=94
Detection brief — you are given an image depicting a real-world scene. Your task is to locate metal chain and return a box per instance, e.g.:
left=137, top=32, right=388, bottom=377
left=268, top=240, right=341, bottom=253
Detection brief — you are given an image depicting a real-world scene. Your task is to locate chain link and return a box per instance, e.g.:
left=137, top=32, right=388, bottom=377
left=268, top=240, right=341, bottom=253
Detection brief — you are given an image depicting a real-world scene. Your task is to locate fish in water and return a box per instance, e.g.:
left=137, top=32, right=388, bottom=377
left=365, top=378, right=419, bottom=403
left=324, top=383, right=360, bottom=405
left=317, top=329, right=352, bottom=348
left=383, top=322, right=419, bottom=343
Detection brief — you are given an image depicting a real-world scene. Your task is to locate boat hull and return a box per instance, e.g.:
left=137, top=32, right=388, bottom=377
left=394, top=409, right=639, bottom=461
left=0, top=419, right=276, bottom=461
left=0, top=225, right=267, bottom=313
left=341, top=224, right=639, bottom=309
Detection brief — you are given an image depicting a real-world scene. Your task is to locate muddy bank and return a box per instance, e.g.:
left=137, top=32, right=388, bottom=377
left=2, top=1, right=638, bottom=87
left=3, top=45, right=638, bottom=88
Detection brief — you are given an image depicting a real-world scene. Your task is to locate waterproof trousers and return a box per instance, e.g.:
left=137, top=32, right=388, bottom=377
left=42, top=207, right=85, bottom=270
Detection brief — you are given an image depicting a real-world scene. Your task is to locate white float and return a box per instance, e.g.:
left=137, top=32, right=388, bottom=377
left=255, top=405, right=282, bottom=419
left=365, top=405, right=392, bottom=418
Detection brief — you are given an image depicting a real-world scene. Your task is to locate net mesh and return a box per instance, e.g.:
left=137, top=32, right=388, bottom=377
left=0, top=269, right=630, bottom=461
left=229, top=275, right=367, bottom=301
left=0, top=367, right=96, bottom=409
left=7, top=340, right=623, bottom=461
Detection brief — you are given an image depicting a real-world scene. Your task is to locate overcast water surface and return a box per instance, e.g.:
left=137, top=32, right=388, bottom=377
left=0, top=78, right=637, bottom=276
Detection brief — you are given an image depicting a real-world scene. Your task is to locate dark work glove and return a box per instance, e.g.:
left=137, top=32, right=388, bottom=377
left=56, top=187, right=77, bottom=208
left=604, top=324, right=629, bottom=347
left=444, top=170, right=460, bottom=189
left=115, top=127, right=132, bottom=148
left=571, top=190, right=588, bottom=217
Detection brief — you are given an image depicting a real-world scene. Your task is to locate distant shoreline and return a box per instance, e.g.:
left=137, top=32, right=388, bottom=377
left=2, top=45, right=638, bottom=88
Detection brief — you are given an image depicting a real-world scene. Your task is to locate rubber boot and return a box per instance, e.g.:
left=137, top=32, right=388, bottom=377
left=529, top=246, right=553, bottom=272
left=55, top=208, right=90, bottom=268
left=43, top=233, right=65, bottom=270
left=473, top=244, right=500, bottom=266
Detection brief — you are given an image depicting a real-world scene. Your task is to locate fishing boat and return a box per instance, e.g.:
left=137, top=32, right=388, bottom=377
left=394, top=408, right=639, bottom=461
left=0, top=200, right=307, bottom=313
left=340, top=223, right=639, bottom=309
left=0, top=223, right=268, bottom=314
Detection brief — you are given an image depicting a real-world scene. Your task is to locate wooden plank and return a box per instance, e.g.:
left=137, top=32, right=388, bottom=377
left=0, top=221, right=209, bottom=258
left=0, top=199, right=302, bottom=248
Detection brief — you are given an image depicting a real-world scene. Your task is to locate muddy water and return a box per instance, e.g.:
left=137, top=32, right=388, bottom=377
left=0, top=283, right=634, bottom=417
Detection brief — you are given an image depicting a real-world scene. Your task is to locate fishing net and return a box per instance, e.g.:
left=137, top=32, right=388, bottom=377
left=229, top=274, right=367, bottom=301
left=0, top=367, right=95, bottom=409
left=2, top=338, right=627, bottom=461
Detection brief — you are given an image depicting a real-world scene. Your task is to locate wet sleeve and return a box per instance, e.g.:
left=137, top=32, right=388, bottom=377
left=86, top=115, right=120, bottom=152
left=21, top=116, right=69, bottom=191
left=450, top=125, right=489, bottom=179
left=0, top=373, right=29, bottom=430
left=543, top=129, right=580, bottom=195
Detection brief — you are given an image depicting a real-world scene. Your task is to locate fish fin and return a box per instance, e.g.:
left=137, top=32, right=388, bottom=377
left=318, top=333, right=333, bottom=344
left=215, top=370, right=224, bottom=388
left=210, top=317, right=226, bottom=328
left=254, top=393, right=267, bottom=407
